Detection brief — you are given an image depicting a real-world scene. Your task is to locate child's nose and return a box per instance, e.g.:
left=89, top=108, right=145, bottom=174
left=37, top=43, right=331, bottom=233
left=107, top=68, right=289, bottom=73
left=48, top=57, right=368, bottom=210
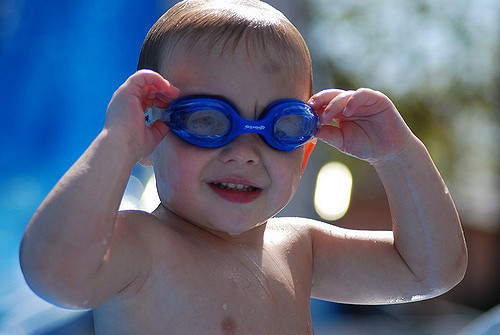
left=218, top=133, right=262, bottom=165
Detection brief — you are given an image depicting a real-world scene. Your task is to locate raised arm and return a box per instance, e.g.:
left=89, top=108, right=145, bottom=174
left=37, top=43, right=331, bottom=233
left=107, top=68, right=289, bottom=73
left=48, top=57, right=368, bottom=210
left=307, top=89, right=467, bottom=304
left=20, top=70, right=179, bottom=308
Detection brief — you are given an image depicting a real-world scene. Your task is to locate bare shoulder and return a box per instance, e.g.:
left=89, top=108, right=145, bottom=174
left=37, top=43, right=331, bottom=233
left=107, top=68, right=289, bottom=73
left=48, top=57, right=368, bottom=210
left=114, top=210, right=168, bottom=237
left=114, top=208, right=191, bottom=240
left=266, top=216, right=314, bottom=239
left=112, top=208, right=209, bottom=271
left=264, top=216, right=324, bottom=254
left=266, top=216, right=358, bottom=240
left=88, top=210, right=186, bottom=302
left=111, top=209, right=186, bottom=261
left=110, top=210, right=164, bottom=255
left=269, top=216, right=392, bottom=240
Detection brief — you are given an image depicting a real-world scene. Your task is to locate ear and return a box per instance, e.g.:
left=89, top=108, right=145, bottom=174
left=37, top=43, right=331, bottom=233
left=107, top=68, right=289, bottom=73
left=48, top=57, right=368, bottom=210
left=139, top=155, right=152, bottom=167
left=301, top=138, right=317, bottom=175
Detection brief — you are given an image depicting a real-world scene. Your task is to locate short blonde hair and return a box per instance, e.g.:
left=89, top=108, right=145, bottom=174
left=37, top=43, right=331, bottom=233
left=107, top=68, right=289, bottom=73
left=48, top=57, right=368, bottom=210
left=137, top=0, right=313, bottom=94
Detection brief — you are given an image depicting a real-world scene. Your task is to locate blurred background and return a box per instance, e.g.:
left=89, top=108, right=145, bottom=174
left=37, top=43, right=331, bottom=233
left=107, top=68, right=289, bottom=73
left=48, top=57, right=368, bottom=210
left=0, top=0, right=498, bottom=334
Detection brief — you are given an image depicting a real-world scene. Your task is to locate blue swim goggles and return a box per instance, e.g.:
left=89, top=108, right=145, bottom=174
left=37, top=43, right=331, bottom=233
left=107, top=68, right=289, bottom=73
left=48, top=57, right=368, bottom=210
left=145, top=95, right=319, bottom=152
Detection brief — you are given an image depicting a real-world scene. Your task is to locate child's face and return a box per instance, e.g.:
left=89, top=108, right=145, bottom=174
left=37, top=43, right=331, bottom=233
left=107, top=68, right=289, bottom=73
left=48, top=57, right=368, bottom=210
left=152, top=43, right=313, bottom=236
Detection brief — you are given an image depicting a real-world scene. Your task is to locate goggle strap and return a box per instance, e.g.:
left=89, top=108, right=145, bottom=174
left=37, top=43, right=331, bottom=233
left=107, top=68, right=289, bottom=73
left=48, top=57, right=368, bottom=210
left=145, top=106, right=170, bottom=126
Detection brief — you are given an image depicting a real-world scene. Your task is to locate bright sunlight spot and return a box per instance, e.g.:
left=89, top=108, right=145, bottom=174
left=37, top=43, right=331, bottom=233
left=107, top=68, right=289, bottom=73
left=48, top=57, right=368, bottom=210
left=314, top=162, right=353, bottom=221
left=138, top=174, right=161, bottom=212
left=119, top=173, right=160, bottom=212
left=119, top=175, right=144, bottom=211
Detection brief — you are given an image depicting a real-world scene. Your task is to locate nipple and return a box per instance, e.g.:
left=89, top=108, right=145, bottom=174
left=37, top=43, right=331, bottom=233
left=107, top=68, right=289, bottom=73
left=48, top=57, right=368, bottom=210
left=221, top=316, right=236, bottom=335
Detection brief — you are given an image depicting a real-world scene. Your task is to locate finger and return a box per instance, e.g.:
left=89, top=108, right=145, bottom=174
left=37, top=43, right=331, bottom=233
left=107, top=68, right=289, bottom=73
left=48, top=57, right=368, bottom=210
left=344, top=88, right=389, bottom=117
left=146, top=91, right=177, bottom=109
left=319, top=90, right=355, bottom=124
left=315, top=125, right=344, bottom=152
left=307, top=89, right=344, bottom=111
left=129, top=69, right=176, bottom=92
left=126, top=70, right=181, bottom=105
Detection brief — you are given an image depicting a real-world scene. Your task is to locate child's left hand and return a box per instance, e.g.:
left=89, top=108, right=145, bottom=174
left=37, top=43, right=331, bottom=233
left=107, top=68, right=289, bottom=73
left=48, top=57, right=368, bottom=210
left=308, top=88, right=413, bottom=164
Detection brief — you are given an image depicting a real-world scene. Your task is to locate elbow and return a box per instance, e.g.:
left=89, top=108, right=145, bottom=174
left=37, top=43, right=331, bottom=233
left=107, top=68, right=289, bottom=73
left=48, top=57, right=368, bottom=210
left=19, top=240, right=94, bottom=310
left=421, top=245, right=468, bottom=299
left=20, top=261, right=95, bottom=310
left=443, top=243, right=468, bottom=292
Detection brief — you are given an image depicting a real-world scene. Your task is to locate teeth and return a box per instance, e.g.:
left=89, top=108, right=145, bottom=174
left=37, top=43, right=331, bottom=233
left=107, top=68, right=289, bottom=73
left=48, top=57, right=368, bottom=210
left=214, top=182, right=256, bottom=192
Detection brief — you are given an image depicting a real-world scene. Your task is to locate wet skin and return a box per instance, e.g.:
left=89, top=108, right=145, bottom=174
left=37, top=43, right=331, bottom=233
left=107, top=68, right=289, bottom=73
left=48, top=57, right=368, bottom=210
left=21, top=22, right=466, bottom=335
left=93, top=212, right=315, bottom=334
left=94, top=44, right=316, bottom=333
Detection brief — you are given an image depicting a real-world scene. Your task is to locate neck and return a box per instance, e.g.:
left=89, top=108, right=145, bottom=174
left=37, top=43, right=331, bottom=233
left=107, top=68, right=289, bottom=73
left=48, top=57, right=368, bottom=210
left=152, top=203, right=267, bottom=248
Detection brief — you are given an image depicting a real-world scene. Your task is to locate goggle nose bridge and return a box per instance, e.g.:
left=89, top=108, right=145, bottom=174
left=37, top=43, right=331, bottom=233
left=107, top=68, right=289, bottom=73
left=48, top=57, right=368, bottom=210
left=230, top=114, right=274, bottom=140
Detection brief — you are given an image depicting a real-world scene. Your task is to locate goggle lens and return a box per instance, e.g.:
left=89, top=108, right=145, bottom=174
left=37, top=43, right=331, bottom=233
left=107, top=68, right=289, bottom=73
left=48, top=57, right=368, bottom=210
left=274, top=113, right=309, bottom=139
left=185, top=109, right=230, bottom=137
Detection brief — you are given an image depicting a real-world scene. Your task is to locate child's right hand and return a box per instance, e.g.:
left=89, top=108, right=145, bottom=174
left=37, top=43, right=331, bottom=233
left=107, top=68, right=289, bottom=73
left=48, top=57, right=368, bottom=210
left=104, top=70, right=180, bottom=163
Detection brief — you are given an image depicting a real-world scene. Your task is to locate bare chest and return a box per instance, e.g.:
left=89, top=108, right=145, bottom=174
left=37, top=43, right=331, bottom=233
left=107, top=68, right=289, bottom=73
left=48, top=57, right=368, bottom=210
left=94, top=242, right=313, bottom=334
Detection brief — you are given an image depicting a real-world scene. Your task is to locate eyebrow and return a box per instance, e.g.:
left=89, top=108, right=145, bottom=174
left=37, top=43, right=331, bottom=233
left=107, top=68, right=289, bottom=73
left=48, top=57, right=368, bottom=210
left=175, top=94, right=298, bottom=121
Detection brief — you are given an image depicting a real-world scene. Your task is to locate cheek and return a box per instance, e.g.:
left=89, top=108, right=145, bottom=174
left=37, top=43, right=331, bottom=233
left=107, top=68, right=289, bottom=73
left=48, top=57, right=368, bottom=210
left=152, top=138, right=205, bottom=202
left=269, top=150, right=304, bottom=197
left=151, top=144, right=175, bottom=203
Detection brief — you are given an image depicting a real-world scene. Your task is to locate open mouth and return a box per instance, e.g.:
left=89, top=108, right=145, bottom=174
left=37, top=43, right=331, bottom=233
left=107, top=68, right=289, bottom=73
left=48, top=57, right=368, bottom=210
left=208, top=182, right=262, bottom=203
left=211, top=182, right=260, bottom=192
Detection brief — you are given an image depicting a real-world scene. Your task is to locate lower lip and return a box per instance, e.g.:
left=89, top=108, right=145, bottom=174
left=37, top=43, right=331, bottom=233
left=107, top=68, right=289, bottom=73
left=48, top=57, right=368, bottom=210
left=208, top=184, right=262, bottom=204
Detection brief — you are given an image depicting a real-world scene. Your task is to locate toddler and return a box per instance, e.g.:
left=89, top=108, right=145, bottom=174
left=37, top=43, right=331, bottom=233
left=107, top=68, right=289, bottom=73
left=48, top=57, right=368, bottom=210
left=20, top=0, right=467, bottom=333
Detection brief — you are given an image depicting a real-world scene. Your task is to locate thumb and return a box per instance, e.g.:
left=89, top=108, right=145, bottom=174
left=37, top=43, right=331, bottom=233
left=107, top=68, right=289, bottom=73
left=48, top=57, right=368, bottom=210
left=142, top=120, right=169, bottom=159
left=148, top=119, right=169, bottom=145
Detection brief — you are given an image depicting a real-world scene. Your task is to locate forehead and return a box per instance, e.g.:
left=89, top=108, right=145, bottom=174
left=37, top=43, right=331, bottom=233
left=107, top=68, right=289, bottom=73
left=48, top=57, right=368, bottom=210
left=161, top=41, right=310, bottom=105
